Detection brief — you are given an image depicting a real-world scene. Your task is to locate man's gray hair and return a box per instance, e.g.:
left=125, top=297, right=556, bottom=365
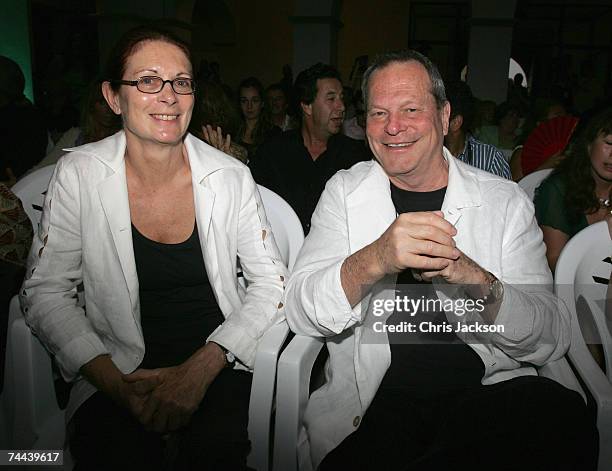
left=361, top=50, right=447, bottom=110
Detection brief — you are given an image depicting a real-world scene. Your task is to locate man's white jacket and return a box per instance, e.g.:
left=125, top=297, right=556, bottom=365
left=21, top=131, right=287, bottom=423
left=285, top=149, right=570, bottom=469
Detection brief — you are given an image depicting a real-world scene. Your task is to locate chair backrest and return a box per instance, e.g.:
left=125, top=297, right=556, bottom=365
left=11, top=165, right=55, bottom=227
left=517, top=168, right=553, bottom=201
left=555, top=221, right=610, bottom=303
left=556, top=221, right=611, bottom=372
left=554, top=221, right=612, bottom=470
left=257, top=184, right=304, bottom=271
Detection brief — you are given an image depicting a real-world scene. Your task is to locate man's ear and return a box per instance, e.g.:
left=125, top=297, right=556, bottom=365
left=300, top=101, right=312, bottom=118
left=449, top=114, right=463, bottom=133
left=101, top=81, right=122, bottom=115
left=441, top=101, right=451, bottom=135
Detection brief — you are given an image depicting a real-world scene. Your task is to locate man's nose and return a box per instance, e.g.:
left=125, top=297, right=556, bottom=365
left=336, top=98, right=345, bottom=112
left=384, top=112, right=405, bottom=135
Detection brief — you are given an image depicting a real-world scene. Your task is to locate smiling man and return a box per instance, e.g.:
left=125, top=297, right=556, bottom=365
left=250, top=63, right=370, bottom=233
left=285, top=50, right=597, bottom=470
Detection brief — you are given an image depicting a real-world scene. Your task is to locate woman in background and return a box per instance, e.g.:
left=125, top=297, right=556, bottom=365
left=236, top=77, right=279, bottom=161
left=190, top=79, right=248, bottom=163
left=535, top=107, right=612, bottom=272
left=476, top=101, right=521, bottom=161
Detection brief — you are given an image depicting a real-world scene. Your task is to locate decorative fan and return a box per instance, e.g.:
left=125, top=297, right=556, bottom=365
left=521, top=116, right=579, bottom=175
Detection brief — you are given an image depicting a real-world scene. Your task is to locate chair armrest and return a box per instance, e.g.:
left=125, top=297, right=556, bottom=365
left=273, top=335, right=324, bottom=471
left=7, top=296, right=63, bottom=450
left=248, top=321, right=291, bottom=471
left=565, top=296, right=612, bottom=471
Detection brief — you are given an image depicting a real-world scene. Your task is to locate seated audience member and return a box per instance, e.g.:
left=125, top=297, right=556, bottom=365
left=535, top=107, right=612, bottom=272
left=236, top=77, right=280, bottom=161
left=20, top=26, right=287, bottom=471
left=0, top=56, right=48, bottom=182
left=190, top=79, right=248, bottom=163
left=251, top=63, right=371, bottom=233
left=342, top=90, right=366, bottom=141
left=30, top=80, right=122, bottom=172
left=0, top=183, right=33, bottom=392
left=510, top=99, right=570, bottom=181
left=476, top=101, right=521, bottom=161
left=444, top=81, right=510, bottom=178
left=472, top=98, right=495, bottom=131
left=266, top=83, right=295, bottom=131
left=285, top=50, right=596, bottom=471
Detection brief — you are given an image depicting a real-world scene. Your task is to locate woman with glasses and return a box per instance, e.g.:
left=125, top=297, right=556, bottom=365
left=20, top=26, right=287, bottom=471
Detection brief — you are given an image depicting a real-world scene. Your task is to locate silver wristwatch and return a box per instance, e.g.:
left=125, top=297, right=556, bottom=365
left=213, top=342, right=236, bottom=367
left=482, top=275, right=504, bottom=305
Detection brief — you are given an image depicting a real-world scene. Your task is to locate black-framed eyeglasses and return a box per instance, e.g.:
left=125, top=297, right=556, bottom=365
left=112, top=76, right=196, bottom=95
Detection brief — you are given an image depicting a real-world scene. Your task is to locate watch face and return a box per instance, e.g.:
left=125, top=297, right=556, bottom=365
left=491, top=279, right=504, bottom=301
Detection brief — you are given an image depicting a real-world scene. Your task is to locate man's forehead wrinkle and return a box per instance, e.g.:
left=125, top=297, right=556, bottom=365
left=369, top=63, right=434, bottom=103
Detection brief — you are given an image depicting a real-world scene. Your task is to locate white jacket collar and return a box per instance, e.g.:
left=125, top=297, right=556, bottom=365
left=345, top=147, right=484, bottom=245
left=64, top=130, right=240, bottom=180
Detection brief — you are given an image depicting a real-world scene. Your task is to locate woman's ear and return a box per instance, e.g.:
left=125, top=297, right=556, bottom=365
left=101, top=81, right=122, bottom=115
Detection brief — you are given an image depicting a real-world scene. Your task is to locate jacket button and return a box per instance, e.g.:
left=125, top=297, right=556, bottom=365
left=353, top=416, right=361, bottom=427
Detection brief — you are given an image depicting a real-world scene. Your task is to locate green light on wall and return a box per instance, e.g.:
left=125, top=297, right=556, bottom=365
left=1, top=0, right=34, bottom=103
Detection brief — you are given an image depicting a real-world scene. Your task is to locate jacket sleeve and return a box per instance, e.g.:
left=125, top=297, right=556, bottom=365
left=20, top=158, right=108, bottom=381
left=284, top=173, right=366, bottom=337
left=490, top=185, right=570, bottom=365
left=206, top=171, right=288, bottom=368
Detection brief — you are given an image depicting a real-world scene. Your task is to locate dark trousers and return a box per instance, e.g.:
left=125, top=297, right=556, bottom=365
left=69, top=369, right=252, bottom=471
left=319, top=376, right=598, bottom=471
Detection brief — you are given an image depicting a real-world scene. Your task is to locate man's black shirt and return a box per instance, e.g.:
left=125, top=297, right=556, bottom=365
left=380, top=182, right=484, bottom=396
left=250, top=129, right=371, bottom=233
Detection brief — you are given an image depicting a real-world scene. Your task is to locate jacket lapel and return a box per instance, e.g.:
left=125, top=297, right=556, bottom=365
left=97, top=157, right=140, bottom=317
left=441, top=148, right=482, bottom=229
left=346, top=162, right=397, bottom=251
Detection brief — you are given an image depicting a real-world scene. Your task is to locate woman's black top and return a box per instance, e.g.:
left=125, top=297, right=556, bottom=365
left=131, top=222, right=225, bottom=369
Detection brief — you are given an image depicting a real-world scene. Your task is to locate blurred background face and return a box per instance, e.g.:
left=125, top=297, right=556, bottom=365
left=589, top=131, right=612, bottom=183
left=106, top=40, right=194, bottom=147
left=240, top=86, right=263, bottom=120
left=546, top=104, right=567, bottom=120
left=266, top=88, right=287, bottom=116
left=499, top=108, right=520, bottom=133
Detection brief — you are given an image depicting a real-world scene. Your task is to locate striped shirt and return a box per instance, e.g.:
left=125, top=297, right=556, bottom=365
left=456, top=134, right=511, bottom=179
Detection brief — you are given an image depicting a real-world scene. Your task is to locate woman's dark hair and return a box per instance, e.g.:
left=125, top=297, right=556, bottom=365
left=80, top=80, right=121, bottom=143
left=104, top=25, right=193, bottom=91
left=494, top=101, right=520, bottom=125
left=189, top=80, right=241, bottom=139
left=553, top=106, right=612, bottom=219
left=237, top=76, right=275, bottom=149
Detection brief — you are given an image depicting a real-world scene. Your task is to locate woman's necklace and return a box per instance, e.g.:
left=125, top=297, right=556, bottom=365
left=598, top=197, right=611, bottom=208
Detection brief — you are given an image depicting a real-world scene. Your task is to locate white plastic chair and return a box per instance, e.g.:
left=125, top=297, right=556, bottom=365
left=257, top=185, right=304, bottom=271
left=517, top=168, right=553, bottom=201
left=11, top=165, right=55, bottom=228
left=1, top=182, right=304, bottom=471
left=274, top=253, right=600, bottom=471
left=555, top=221, right=612, bottom=471
left=272, top=337, right=587, bottom=471
left=247, top=185, right=304, bottom=471
left=2, top=297, right=68, bottom=459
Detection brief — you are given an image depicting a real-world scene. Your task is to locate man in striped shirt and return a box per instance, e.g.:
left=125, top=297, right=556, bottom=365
left=444, top=81, right=511, bottom=179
